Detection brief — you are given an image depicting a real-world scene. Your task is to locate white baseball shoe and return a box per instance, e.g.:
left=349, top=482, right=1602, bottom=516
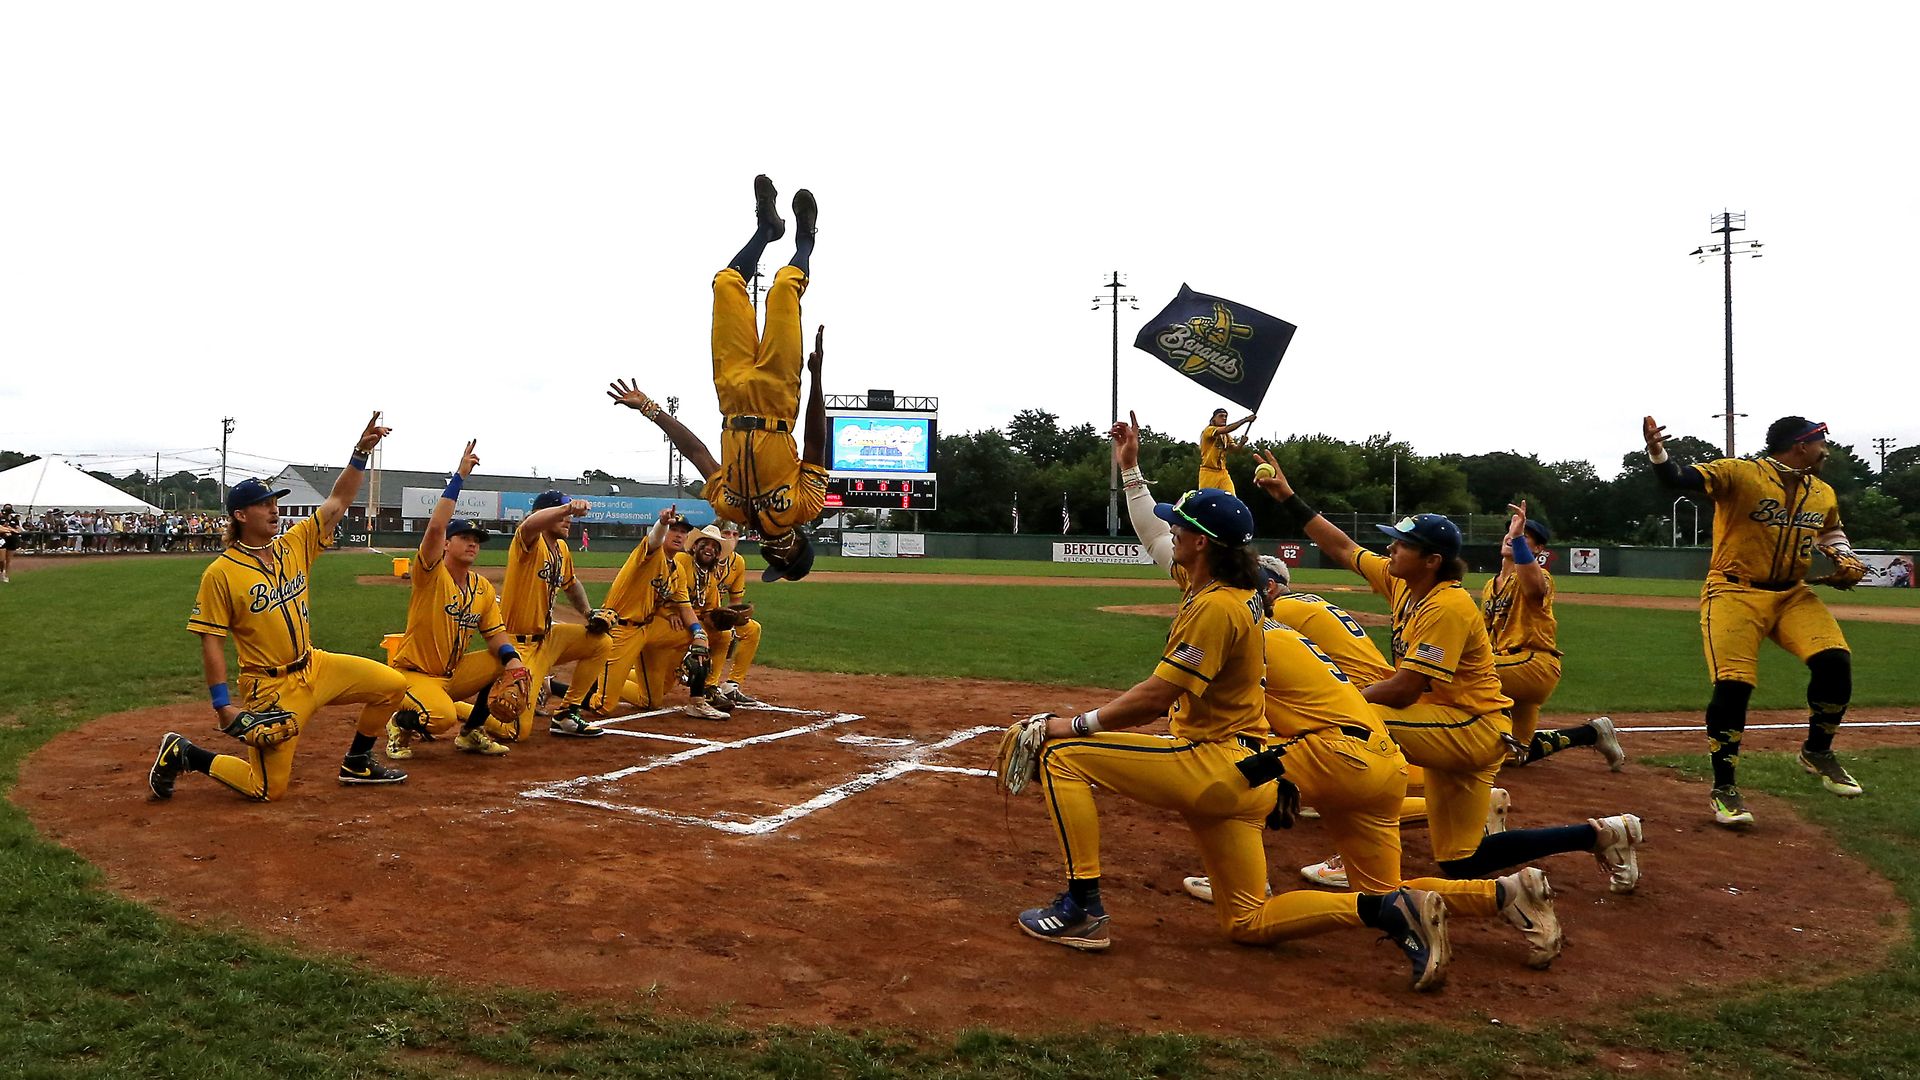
left=1590, top=715, right=1627, bottom=771
left=1181, top=876, right=1273, bottom=903
left=1486, top=787, right=1511, bottom=835
left=684, top=697, right=729, bottom=721
left=1497, top=867, right=1563, bottom=970
left=1590, top=813, right=1643, bottom=894
left=1300, top=854, right=1348, bottom=889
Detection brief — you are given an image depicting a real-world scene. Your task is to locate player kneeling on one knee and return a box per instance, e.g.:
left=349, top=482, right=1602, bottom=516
left=994, top=426, right=1453, bottom=992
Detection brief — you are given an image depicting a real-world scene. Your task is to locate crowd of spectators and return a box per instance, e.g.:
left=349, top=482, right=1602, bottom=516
left=0, top=504, right=225, bottom=555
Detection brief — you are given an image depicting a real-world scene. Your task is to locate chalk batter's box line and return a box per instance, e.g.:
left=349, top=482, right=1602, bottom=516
left=1616, top=720, right=1920, bottom=735
left=520, top=721, right=1000, bottom=835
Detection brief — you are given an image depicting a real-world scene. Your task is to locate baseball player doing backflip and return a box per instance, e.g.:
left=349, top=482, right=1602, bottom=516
left=1644, top=414, right=1867, bottom=828
left=610, top=174, right=830, bottom=583
left=1254, top=449, right=1645, bottom=897
left=148, top=413, right=410, bottom=801
left=376, top=439, right=526, bottom=761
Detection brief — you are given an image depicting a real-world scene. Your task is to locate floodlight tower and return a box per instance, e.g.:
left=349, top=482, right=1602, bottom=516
left=1690, top=211, right=1763, bottom=457
left=1092, top=271, right=1138, bottom=536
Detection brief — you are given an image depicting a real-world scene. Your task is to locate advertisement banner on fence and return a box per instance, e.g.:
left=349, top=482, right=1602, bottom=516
left=401, top=487, right=504, bottom=520
left=842, top=533, right=872, bottom=558
left=874, top=533, right=898, bottom=558
left=498, top=492, right=714, bottom=526
left=898, top=533, right=925, bottom=558
left=1568, top=547, right=1602, bottom=574
left=1053, top=541, right=1154, bottom=565
left=1858, top=553, right=1916, bottom=588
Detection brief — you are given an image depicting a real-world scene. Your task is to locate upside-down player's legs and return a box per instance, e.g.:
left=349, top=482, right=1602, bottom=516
left=711, top=266, right=809, bottom=421
left=209, top=650, right=407, bottom=800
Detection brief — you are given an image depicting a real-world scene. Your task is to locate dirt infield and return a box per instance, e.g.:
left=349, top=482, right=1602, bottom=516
left=17, top=675, right=1913, bottom=1036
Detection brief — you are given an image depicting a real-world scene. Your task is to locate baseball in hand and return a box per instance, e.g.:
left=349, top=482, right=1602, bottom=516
left=1255, top=462, right=1277, bottom=480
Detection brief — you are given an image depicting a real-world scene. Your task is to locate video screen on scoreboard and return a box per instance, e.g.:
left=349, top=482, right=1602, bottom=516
left=829, top=414, right=935, bottom=474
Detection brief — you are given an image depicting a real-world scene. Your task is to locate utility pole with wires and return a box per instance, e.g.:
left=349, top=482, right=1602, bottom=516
left=219, top=417, right=235, bottom=504
left=1873, top=437, right=1898, bottom=476
left=1690, top=212, right=1763, bottom=457
left=1092, top=271, right=1139, bottom=536
left=665, top=395, right=683, bottom=491
left=747, top=263, right=768, bottom=316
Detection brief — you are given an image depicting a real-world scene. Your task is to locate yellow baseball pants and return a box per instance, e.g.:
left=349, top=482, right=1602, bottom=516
left=359, top=650, right=501, bottom=737
left=719, top=618, right=761, bottom=687
left=1494, top=650, right=1562, bottom=744
left=1701, top=580, right=1850, bottom=684
left=208, top=649, right=407, bottom=801
left=713, top=265, right=806, bottom=421
left=488, top=624, right=608, bottom=741
left=1197, top=467, right=1235, bottom=494
left=1039, top=733, right=1368, bottom=943
left=1375, top=703, right=1512, bottom=863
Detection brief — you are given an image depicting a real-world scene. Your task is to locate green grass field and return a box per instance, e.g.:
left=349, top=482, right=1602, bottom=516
left=2, top=554, right=1919, bottom=1077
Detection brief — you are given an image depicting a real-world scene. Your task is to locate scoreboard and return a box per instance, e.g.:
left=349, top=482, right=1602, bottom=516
left=825, top=476, right=937, bottom=510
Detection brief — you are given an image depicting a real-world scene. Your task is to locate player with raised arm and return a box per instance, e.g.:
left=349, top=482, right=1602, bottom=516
left=1643, top=414, right=1865, bottom=827
left=1253, top=447, right=1646, bottom=896
left=1199, top=408, right=1256, bottom=493
left=1485, top=501, right=1626, bottom=771
left=148, top=413, right=410, bottom=800
left=373, top=440, right=526, bottom=761
left=609, top=174, right=829, bottom=583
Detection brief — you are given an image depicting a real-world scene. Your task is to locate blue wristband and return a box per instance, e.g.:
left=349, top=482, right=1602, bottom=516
left=210, top=683, right=231, bottom=710
left=1510, top=535, right=1534, bottom=564
left=443, top=473, right=465, bottom=500
left=496, top=643, right=520, bottom=662
left=348, top=453, right=369, bottom=471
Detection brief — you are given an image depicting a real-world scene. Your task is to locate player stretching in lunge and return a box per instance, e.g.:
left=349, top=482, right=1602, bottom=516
left=1485, top=503, right=1626, bottom=771
left=1254, top=449, right=1646, bottom=896
left=610, top=174, right=829, bottom=583
left=1114, top=419, right=1564, bottom=969
left=377, top=440, right=525, bottom=761
left=996, top=466, right=1454, bottom=991
left=476, top=490, right=610, bottom=741
left=149, top=413, right=410, bottom=800
left=1644, top=414, right=1867, bottom=827
left=1199, top=407, right=1256, bottom=493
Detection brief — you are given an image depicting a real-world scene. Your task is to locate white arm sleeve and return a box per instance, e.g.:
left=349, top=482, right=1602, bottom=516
left=1817, top=528, right=1852, bottom=551
left=1121, top=466, right=1175, bottom=574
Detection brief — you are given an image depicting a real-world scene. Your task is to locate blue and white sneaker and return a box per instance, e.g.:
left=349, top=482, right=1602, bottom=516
left=1376, top=887, right=1450, bottom=991
left=1016, top=892, right=1111, bottom=951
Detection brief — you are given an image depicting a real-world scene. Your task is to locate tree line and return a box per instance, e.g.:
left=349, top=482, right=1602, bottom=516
left=914, top=412, right=1920, bottom=548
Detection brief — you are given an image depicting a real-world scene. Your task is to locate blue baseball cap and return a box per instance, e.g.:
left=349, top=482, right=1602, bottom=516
left=531, top=489, right=569, bottom=511
left=226, top=478, right=290, bottom=515
left=445, top=518, right=491, bottom=541
left=761, top=530, right=816, bottom=582
left=1153, top=488, right=1255, bottom=547
left=1523, top=518, right=1551, bottom=545
left=1375, top=513, right=1462, bottom=560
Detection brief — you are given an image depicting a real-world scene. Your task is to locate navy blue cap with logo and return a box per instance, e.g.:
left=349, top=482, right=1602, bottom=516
left=530, top=489, right=568, bottom=511
left=226, top=478, right=290, bottom=515
left=1523, top=518, right=1551, bottom=545
left=761, top=531, right=817, bottom=582
left=1375, top=513, right=1462, bottom=560
left=445, top=518, right=492, bottom=542
left=1153, top=488, right=1255, bottom=546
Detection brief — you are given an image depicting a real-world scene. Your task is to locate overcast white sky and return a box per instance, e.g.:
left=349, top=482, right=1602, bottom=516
left=4, top=3, right=1917, bottom=487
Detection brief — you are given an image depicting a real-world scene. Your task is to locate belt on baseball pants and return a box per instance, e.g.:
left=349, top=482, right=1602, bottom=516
left=243, top=653, right=310, bottom=678
left=726, top=415, right=792, bottom=433
left=616, top=616, right=652, bottom=628
left=513, top=633, right=546, bottom=645
left=1717, top=572, right=1797, bottom=591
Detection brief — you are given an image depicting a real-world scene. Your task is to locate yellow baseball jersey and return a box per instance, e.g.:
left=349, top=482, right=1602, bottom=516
left=392, top=552, right=505, bottom=677
left=1157, top=565, right=1269, bottom=743
left=1351, top=549, right=1512, bottom=716
left=719, top=551, right=749, bottom=604
left=1272, top=593, right=1395, bottom=685
left=1199, top=425, right=1228, bottom=471
left=1480, top=566, right=1561, bottom=656
left=1693, top=456, right=1843, bottom=584
left=1261, top=619, right=1385, bottom=739
left=674, top=551, right=725, bottom=614
left=604, top=537, right=677, bottom=621
left=700, top=441, right=829, bottom=536
left=187, top=515, right=327, bottom=669
left=501, top=531, right=576, bottom=636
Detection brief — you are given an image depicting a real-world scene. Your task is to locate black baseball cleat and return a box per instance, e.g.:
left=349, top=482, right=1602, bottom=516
left=338, top=755, right=408, bottom=785
left=792, top=188, right=818, bottom=238
left=754, top=174, right=786, bottom=241
left=149, top=732, right=187, bottom=800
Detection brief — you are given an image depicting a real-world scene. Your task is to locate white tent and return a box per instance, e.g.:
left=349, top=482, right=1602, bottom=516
left=0, top=456, right=161, bottom=514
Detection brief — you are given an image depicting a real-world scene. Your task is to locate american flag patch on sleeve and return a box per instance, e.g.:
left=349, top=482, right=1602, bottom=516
left=1414, top=642, right=1448, bottom=665
left=1171, top=641, right=1207, bottom=667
